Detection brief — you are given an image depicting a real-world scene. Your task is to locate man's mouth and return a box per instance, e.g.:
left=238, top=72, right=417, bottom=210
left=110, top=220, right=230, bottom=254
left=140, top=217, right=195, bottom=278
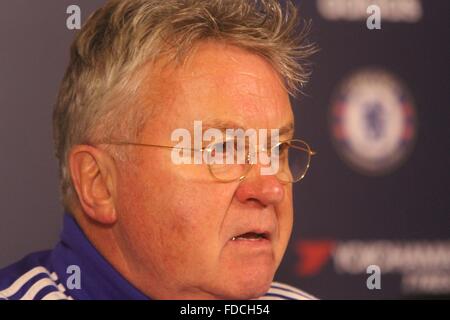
left=231, top=232, right=269, bottom=241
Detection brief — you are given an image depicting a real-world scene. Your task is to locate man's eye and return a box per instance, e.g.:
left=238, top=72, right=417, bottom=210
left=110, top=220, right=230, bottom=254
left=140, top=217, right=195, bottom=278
left=209, top=141, right=233, bottom=156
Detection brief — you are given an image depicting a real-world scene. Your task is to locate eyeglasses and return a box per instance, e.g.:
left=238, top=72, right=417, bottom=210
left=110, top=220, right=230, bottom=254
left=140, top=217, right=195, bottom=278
left=102, top=139, right=316, bottom=183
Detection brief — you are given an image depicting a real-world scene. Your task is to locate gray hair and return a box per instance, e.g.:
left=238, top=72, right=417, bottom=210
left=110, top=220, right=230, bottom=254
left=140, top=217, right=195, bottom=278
left=53, top=0, right=316, bottom=210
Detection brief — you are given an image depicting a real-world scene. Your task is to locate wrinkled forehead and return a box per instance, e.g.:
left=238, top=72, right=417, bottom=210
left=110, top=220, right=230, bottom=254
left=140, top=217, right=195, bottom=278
left=139, top=41, right=294, bottom=138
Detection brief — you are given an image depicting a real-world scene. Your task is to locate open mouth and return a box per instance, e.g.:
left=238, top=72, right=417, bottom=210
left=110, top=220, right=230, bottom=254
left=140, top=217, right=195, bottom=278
left=231, top=232, right=269, bottom=241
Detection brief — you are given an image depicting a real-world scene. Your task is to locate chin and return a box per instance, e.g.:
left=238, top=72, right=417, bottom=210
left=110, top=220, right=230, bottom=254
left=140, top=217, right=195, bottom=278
left=217, top=265, right=275, bottom=300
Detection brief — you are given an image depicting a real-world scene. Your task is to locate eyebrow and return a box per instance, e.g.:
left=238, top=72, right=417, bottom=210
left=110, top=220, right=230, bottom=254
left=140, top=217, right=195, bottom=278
left=200, top=119, right=295, bottom=137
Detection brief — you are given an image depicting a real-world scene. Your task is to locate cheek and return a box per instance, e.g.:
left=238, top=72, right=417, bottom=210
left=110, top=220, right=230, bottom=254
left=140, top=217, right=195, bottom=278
left=116, top=162, right=234, bottom=273
left=160, top=183, right=233, bottom=249
left=147, top=184, right=235, bottom=281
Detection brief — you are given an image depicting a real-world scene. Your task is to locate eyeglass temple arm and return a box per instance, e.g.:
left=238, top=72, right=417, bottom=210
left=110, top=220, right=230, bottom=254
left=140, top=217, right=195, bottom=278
left=106, top=141, right=205, bottom=152
left=291, top=145, right=317, bottom=156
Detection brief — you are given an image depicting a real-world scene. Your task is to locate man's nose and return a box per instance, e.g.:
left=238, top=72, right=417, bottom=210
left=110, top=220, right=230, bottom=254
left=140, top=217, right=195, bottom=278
left=234, top=168, right=285, bottom=208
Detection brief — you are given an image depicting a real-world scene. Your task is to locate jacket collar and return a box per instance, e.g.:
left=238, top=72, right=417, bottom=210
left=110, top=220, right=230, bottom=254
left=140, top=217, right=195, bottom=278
left=51, top=213, right=149, bottom=300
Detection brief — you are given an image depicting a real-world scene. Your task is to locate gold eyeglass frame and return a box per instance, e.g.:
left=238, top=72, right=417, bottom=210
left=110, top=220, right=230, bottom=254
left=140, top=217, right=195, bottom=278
left=101, top=138, right=316, bottom=183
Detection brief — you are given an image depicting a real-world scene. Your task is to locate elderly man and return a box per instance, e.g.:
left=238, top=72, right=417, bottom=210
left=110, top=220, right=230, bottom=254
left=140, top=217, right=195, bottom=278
left=0, top=0, right=316, bottom=300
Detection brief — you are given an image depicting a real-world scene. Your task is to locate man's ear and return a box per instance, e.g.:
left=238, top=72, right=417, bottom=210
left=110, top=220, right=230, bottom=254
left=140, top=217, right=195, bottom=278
left=68, top=145, right=118, bottom=224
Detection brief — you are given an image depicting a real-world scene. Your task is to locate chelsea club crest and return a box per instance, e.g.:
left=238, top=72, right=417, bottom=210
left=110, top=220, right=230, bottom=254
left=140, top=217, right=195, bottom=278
left=330, top=68, right=416, bottom=175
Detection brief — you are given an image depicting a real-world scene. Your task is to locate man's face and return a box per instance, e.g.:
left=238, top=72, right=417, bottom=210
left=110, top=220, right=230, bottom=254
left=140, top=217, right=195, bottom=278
left=114, top=41, right=294, bottom=299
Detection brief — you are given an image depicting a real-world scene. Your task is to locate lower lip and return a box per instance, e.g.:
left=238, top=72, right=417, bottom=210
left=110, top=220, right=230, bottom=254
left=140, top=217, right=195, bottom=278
left=228, top=237, right=272, bottom=249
